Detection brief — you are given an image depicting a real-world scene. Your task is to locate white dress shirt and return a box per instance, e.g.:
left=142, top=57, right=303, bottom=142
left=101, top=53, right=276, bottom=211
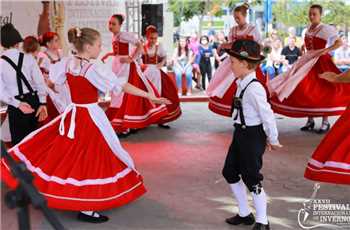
left=0, top=48, right=47, bottom=108
left=233, top=71, right=280, bottom=145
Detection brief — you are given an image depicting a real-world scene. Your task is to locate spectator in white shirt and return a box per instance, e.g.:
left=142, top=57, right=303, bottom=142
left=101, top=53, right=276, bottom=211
left=334, top=35, right=350, bottom=72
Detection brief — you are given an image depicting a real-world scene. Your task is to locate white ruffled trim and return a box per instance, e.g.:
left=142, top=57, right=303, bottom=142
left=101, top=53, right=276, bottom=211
left=309, top=159, right=350, bottom=171
left=270, top=101, right=346, bottom=113
left=7, top=148, right=133, bottom=186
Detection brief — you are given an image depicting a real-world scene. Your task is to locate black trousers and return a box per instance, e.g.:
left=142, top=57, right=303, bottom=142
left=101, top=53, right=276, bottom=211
left=199, top=60, right=212, bottom=89
left=222, top=124, right=267, bottom=192
left=7, top=105, right=38, bottom=145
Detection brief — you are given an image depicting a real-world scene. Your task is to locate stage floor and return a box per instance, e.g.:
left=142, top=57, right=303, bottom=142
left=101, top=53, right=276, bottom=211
left=1, top=102, right=349, bottom=230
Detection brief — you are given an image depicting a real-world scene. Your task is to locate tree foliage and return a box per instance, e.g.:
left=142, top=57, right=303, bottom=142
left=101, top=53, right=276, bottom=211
left=272, top=0, right=350, bottom=28
left=168, top=0, right=221, bottom=27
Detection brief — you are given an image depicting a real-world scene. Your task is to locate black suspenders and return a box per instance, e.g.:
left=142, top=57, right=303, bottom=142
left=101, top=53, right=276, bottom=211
left=232, top=79, right=259, bottom=129
left=1, top=53, right=36, bottom=96
left=1, top=53, right=41, bottom=110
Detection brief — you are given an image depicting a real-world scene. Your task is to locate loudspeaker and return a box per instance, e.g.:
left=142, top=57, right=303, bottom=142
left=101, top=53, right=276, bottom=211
left=141, top=4, right=163, bottom=36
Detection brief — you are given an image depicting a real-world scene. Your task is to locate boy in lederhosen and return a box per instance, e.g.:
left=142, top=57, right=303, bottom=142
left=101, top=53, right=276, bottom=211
left=0, top=23, right=48, bottom=145
left=222, top=39, right=282, bottom=230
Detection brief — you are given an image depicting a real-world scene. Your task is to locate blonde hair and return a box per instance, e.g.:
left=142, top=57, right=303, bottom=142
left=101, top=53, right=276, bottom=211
left=67, top=27, right=100, bottom=52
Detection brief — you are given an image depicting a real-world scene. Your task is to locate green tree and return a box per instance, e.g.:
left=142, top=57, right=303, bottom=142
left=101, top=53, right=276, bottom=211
left=168, top=0, right=223, bottom=35
left=272, top=0, right=350, bottom=29
left=168, top=0, right=264, bottom=35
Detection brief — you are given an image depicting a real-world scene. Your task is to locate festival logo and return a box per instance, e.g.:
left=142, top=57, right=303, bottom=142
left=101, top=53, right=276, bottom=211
left=298, top=183, right=350, bottom=229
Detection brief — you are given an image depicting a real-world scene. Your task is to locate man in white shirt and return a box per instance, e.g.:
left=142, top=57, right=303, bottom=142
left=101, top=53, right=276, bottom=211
left=334, top=36, right=350, bottom=72
left=222, top=39, right=282, bottom=230
left=0, top=23, right=47, bottom=144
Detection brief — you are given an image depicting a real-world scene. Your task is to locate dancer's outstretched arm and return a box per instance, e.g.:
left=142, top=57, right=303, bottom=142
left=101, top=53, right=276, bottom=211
left=122, top=83, right=171, bottom=105
left=319, top=69, right=350, bottom=83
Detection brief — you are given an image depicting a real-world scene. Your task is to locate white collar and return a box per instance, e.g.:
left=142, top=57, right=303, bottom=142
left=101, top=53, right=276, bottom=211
left=308, top=23, right=323, bottom=32
left=237, top=71, right=256, bottom=89
left=113, top=32, right=122, bottom=40
left=2, top=48, right=19, bottom=55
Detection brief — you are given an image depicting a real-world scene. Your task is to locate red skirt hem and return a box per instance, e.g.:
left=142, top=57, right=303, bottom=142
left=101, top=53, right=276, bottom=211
left=270, top=100, right=345, bottom=117
left=112, top=106, right=168, bottom=131
left=1, top=165, right=146, bottom=211
left=45, top=183, right=146, bottom=211
left=304, top=166, right=350, bottom=185
left=208, top=99, right=232, bottom=117
left=158, top=106, right=182, bottom=123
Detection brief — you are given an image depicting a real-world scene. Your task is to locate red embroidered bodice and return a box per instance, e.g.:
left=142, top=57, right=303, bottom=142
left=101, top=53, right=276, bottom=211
left=141, top=45, right=163, bottom=64
left=112, top=41, right=129, bottom=55
left=304, top=35, right=327, bottom=50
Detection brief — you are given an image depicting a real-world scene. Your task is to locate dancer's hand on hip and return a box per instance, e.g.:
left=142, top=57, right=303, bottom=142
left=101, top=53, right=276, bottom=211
left=19, top=102, right=35, bottom=114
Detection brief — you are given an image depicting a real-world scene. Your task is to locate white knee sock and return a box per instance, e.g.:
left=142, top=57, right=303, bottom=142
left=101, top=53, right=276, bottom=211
left=251, top=188, right=268, bottom=225
left=229, top=180, right=251, bottom=217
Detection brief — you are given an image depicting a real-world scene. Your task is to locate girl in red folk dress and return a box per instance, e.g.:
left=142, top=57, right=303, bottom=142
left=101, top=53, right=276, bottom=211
left=304, top=69, right=350, bottom=185
left=206, top=3, right=266, bottom=117
left=1, top=27, right=169, bottom=223
left=102, top=14, right=169, bottom=135
left=141, top=25, right=181, bottom=129
left=37, top=32, right=71, bottom=124
left=268, top=4, right=350, bottom=133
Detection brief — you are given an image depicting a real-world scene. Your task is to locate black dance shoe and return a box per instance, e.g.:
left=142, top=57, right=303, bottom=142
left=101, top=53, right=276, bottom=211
left=300, top=121, right=315, bottom=131
left=316, top=122, right=330, bottom=134
left=118, top=131, right=130, bottom=138
left=158, top=124, right=171, bottom=129
left=225, top=213, right=255, bottom=225
left=77, top=212, right=109, bottom=223
left=252, top=222, right=270, bottom=230
left=129, top=128, right=139, bottom=134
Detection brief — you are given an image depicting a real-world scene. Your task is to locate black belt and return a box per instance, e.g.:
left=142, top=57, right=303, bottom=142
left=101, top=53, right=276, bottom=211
left=234, top=123, right=263, bottom=129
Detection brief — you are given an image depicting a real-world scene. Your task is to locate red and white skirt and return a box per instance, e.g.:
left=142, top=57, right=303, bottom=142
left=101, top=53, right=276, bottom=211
left=269, top=54, right=350, bottom=117
left=304, top=106, right=350, bottom=185
left=143, top=65, right=181, bottom=123
left=208, top=66, right=266, bottom=117
left=106, top=62, right=168, bottom=132
left=1, top=103, right=146, bottom=211
left=158, top=70, right=181, bottom=123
